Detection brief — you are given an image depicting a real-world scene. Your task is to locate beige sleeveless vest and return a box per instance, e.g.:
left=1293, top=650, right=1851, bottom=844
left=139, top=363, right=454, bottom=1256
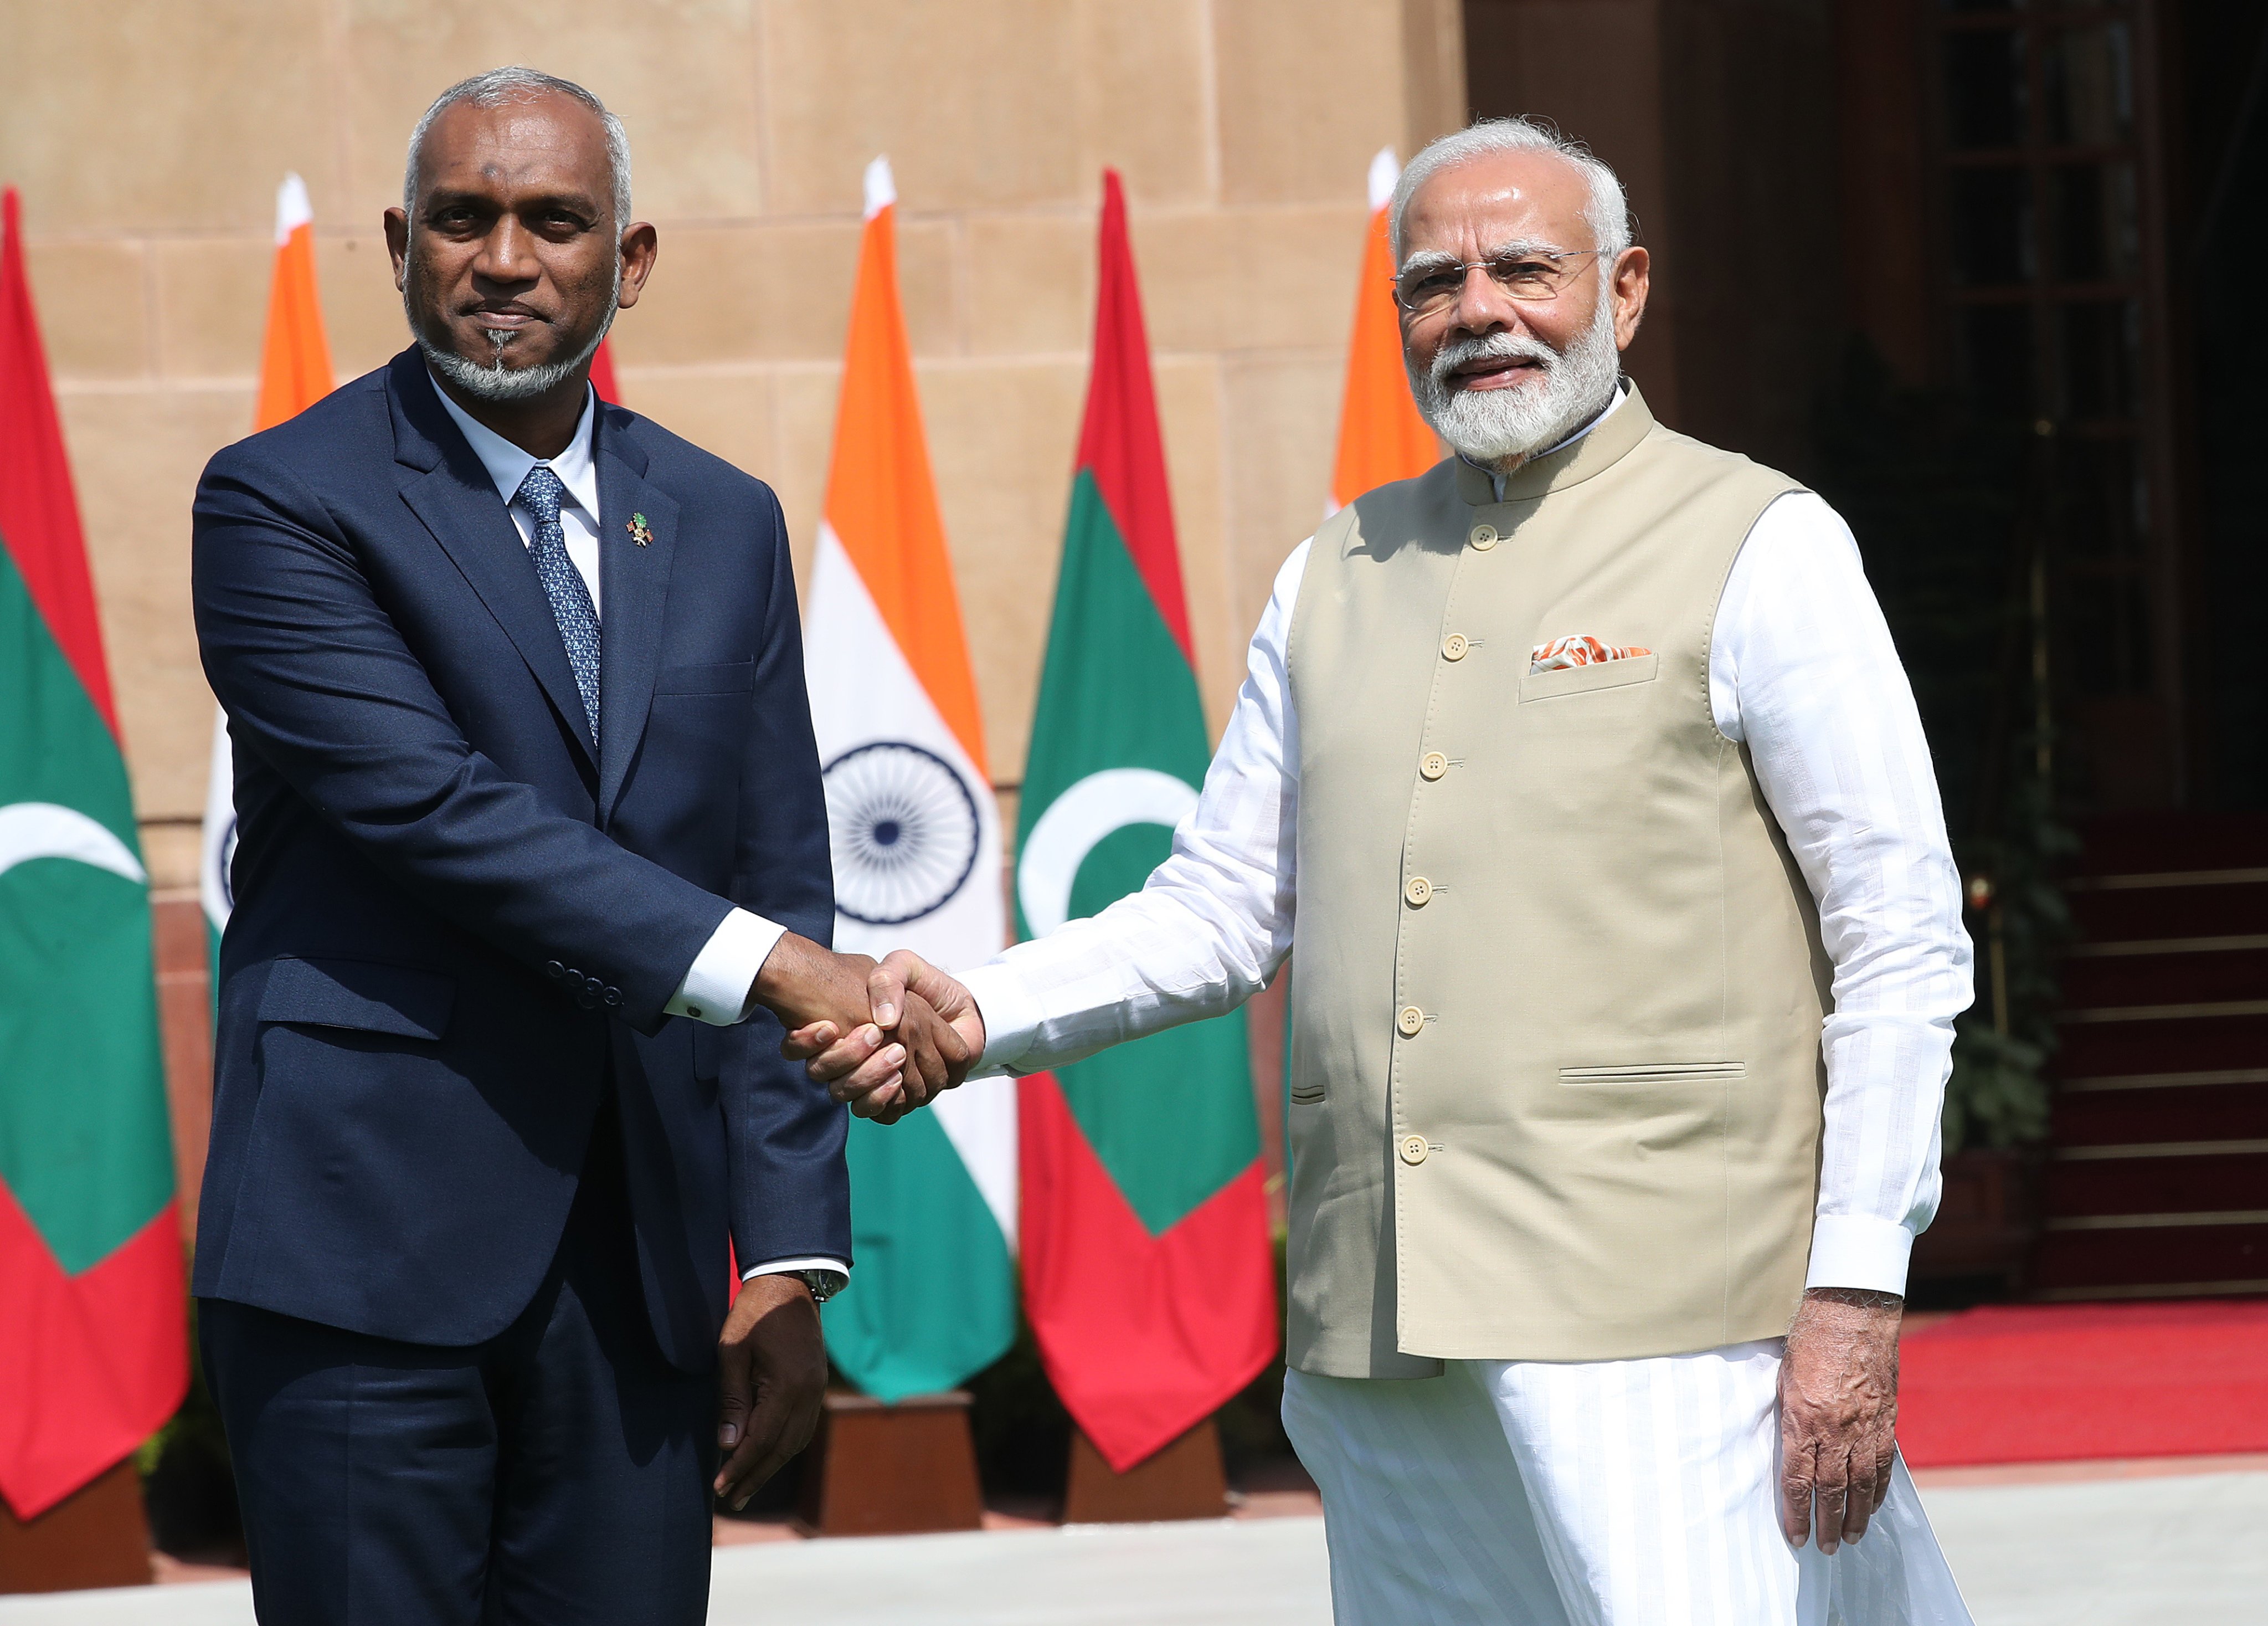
left=1282, top=387, right=1831, bottom=1379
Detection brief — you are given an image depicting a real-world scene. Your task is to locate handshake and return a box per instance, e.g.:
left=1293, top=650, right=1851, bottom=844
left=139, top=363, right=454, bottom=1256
left=752, top=936, right=983, bottom=1125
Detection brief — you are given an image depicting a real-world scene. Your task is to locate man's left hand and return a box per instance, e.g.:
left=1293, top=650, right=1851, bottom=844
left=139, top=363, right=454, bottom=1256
left=713, top=1273, right=827, bottom=1513
left=1778, top=1286, right=1902, bottom=1554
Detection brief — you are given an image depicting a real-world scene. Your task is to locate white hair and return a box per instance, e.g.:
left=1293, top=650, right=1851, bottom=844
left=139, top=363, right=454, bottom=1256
left=1390, top=117, right=1632, bottom=264
left=404, top=66, right=632, bottom=230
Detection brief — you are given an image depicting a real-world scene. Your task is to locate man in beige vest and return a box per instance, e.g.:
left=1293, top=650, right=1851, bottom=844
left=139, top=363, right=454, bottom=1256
left=800, top=119, right=1975, bottom=1624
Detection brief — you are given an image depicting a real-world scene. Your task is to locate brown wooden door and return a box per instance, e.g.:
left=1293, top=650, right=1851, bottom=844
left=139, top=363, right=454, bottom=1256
left=1928, top=0, right=2188, bottom=808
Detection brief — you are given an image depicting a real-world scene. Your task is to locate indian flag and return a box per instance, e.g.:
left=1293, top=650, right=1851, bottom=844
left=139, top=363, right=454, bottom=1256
left=1329, top=148, right=1437, bottom=514
left=200, top=174, right=334, bottom=958
left=806, top=157, right=1016, bottom=1399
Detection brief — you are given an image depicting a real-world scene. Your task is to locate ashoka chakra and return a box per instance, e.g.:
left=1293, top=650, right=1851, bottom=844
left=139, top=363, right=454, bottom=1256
left=821, top=741, right=981, bottom=926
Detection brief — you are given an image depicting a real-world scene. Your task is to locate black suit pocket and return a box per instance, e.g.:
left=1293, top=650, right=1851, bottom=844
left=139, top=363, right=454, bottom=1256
left=655, top=659, right=757, bottom=696
left=258, top=956, right=455, bottom=1041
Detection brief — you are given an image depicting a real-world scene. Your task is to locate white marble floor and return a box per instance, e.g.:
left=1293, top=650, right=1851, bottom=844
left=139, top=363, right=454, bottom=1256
left=3, top=1468, right=2262, bottom=1625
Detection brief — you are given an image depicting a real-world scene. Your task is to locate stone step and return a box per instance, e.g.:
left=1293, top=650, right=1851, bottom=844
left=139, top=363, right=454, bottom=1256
left=2060, top=941, right=2268, bottom=1008
left=2051, top=1077, right=2268, bottom=1146
left=2032, top=1219, right=2268, bottom=1292
left=2042, top=1146, right=2268, bottom=1218
left=2050, top=1011, right=2268, bottom=1080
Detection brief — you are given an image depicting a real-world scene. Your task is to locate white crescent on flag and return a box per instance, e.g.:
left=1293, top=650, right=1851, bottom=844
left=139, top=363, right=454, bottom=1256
left=1015, top=767, right=1199, bottom=939
left=0, top=802, right=146, bottom=885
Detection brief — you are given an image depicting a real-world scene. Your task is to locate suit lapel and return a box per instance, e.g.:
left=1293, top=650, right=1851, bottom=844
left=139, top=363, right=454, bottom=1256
left=594, top=418, right=680, bottom=820
left=388, top=354, right=599, bottom=771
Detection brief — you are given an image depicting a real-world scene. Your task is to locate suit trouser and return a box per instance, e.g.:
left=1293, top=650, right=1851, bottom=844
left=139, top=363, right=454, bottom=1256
left=200, top=1095, right=716, bottom=1626
left=1280, top=1341, right=1972, bottom=1626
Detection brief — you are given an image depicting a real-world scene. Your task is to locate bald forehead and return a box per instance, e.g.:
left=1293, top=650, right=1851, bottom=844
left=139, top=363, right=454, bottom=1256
left=415, top=93, right=611, bottom=205
left=1399, top=150, right=1595, bottom=263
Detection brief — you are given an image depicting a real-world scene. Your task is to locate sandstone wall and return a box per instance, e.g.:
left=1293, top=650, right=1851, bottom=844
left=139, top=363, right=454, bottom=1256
left=3, top=0, right=1465, bottom=887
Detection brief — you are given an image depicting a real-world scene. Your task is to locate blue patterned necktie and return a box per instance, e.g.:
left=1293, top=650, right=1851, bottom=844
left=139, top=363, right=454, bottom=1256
left=515, top=464, right=602, bottom=749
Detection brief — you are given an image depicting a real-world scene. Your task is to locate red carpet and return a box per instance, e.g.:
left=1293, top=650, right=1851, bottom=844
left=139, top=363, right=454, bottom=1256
left=1897, top=1300, right=2268, bottom=1466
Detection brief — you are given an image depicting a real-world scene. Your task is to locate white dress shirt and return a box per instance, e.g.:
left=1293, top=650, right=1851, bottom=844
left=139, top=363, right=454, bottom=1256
left=960, top=394, right=1972, bottom=1299
left=433, top=378, right=842, bottom=1286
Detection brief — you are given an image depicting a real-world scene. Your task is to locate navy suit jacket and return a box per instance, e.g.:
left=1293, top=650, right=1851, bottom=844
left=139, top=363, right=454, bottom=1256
left=190, top=348, right=848, bottom=1371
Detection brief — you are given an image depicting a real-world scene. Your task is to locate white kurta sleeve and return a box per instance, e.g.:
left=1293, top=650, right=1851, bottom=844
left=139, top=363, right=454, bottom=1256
left=1712, top=493, right=1976, bottom=1298
left=961, top=543, right=1309, bottom=1075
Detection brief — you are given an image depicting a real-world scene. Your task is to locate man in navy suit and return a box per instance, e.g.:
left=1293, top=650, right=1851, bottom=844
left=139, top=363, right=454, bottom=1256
left=191, top=68, right=962, bottom=1624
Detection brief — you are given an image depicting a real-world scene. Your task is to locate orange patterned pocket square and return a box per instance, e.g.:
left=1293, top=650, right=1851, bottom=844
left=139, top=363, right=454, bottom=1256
left=1529, top=634, right=1654, bottom=674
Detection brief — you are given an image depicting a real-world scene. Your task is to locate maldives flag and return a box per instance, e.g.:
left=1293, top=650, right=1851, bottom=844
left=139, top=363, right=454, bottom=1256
left=808, top=158, right=1016, bottom=1400
left=1014, top=172, right=1277, bottom=1471
left=1330, top=147, right=1436, bottom=514
left=0, top=186, right=187, bottom=1519
left=203, top=175, right=335, bottom=957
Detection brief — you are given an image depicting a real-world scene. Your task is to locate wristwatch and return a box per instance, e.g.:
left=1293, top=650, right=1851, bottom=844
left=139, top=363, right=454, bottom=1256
left=791, top=1268, right=846, bottom=1304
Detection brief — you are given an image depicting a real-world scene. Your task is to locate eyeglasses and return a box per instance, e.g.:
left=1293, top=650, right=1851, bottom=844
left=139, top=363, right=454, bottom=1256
left=1391, top=248, right=1607, bottom=316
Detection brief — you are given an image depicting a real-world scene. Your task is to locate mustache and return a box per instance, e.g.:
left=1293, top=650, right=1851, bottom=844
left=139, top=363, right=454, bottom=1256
left=1429, top=330, right=1562, bottom=392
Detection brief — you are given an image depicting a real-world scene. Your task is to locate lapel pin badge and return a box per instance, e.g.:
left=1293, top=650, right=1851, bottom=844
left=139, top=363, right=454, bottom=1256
left=628, top=512, right=652, bottom=547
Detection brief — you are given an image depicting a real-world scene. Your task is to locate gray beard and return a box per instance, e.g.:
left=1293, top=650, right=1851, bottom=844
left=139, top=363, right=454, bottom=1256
left=1410, top=293, right=1621, bottom=467
left=408, top=256, right=620, bottom=404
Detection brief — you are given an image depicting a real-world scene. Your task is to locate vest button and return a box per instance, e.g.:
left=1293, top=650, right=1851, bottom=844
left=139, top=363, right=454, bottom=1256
left=1442, top=633, right=1469, bottom=661
left=1420, top=751, right=1448, bottom=781
left=1399, top=1133, right=1429, bottom=1166
left=1396, top=1005, right=1425, bottom=1037
left=1468, top=524, right=1498, bottom=551
left=1405, top=875, right=1433, bottom=906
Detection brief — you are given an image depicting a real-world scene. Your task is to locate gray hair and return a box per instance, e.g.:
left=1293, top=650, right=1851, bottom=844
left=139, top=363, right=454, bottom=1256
left=403, top=67, right=632, bottom=230
left=1390, top=118, right=1632, bottom=265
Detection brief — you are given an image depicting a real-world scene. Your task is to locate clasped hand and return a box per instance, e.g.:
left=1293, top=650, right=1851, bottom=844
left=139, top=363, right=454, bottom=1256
left=754, top=938, right=981, bottom=1124
left=775, top=949, right=984, bottom=1124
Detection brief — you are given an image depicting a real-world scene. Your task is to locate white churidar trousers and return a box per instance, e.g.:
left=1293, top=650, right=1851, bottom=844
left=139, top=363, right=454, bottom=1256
left=1281, top=1340, right=1972, bottom=1625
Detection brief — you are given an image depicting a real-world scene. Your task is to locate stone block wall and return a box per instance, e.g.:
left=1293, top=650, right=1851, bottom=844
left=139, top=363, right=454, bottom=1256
left=4, top=0, right=1465, bottom=888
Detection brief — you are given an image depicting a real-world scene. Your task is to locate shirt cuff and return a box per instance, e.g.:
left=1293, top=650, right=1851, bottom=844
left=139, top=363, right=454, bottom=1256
left=665, top=907, right=787, bottom=1026
left=740, top=1255, right=850, bottom=1285
left=1804, top=1214, right=1915, bottom=1297
left=960, top=961, right=1045, bottom=1076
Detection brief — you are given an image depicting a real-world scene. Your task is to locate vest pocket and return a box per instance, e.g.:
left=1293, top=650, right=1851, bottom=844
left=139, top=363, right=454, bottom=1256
left=1558, top=1062, right=1746, bottom=1086
left=1519, top=652, right=1660, bottom=702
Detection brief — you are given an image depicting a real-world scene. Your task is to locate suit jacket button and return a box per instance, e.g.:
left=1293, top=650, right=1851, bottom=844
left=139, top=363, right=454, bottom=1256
left=578, top=992, right=598, bottom=1010
left=564, top=967, right=583, bottom=984
left=544, top=960, right=565, bottom=980
left=1396, top=1005, right=1425, bottom=1038
left=1400, top=1134, right=1430, bottom=1166
left=603, top=987, right=622, bottom=1007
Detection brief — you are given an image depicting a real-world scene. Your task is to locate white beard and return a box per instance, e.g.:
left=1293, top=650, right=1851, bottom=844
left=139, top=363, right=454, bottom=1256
left=1410, top=292, right=1621, bottom=466
left=407, top=247, right=620, bottom=404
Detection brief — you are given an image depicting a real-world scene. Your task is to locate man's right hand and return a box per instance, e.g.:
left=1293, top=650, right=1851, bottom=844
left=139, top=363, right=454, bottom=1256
left=751, top=935, right=971, bottom=1122
left=783, top=950, right=986, bottom=1121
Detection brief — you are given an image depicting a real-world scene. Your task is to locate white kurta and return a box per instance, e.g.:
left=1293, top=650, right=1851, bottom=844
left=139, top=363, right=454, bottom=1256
left=961, top=393, right=1974, bottom=1299
left=1284, top=1348, right=1972, bottom=1625
left=956, top=396, right=1977, bottom=1622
